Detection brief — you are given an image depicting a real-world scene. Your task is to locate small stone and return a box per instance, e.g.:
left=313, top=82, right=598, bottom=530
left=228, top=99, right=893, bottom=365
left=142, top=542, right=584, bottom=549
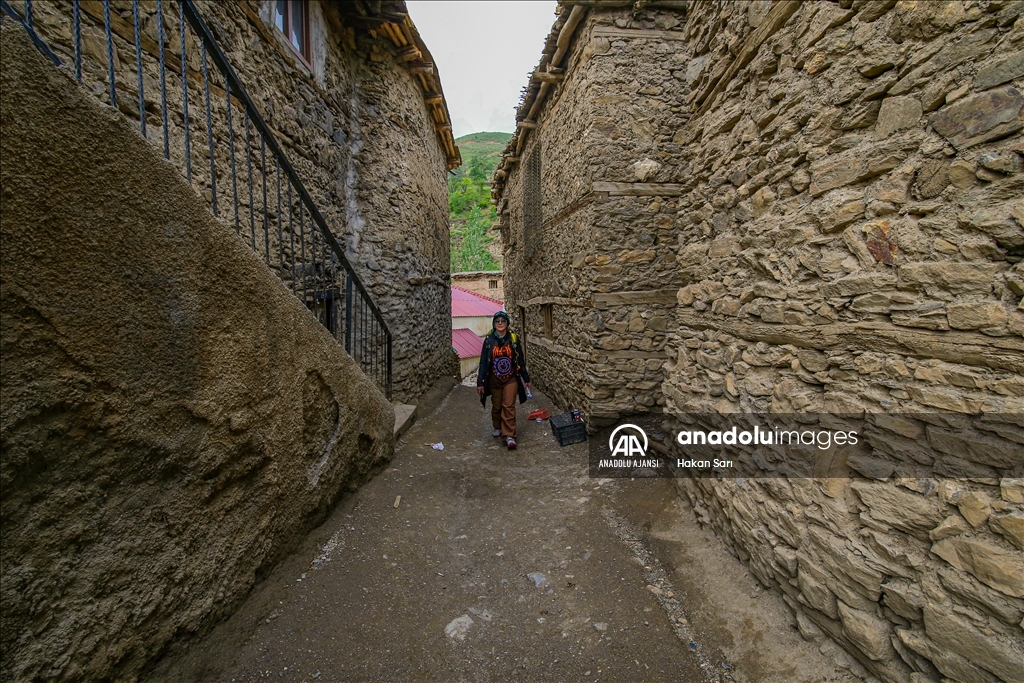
left=633, top=158, right=662, bottom=182
left=851, top=481, right=943, bottom=538
left=976, top=166, right=1003, bottom=182
left=975, top=51, right=1024, bottom=91
left=933, top=238, right=959, bottom=254
left=796, top=609, right=825, bottom=642
left=790, top=169, right=810, bottom=193
left=978, top=152, right=1020, bottom=174
left=1001, top=478, right=1024, bottom=503
left=931, top=537, right=1024, bottom=598
left=825, top=200, right=866, bottom=233
left=858, top=60, right=895, bottom=78
left=946, top=302, right=1007, bottom=330
left=945, top=82, right=970, bottom=105
left=805, top=50, right=831, bottom=75
left=914, top=159, right=948, bottom=198
left=858, top=0, right=898, bottom=22
left=847, top=455, right=896, bottom=480
left=923, top=604, right=1024, bottom=682
left=899, top=262, right=1002, bottom=295
left=956, top=491, right=993, bottom=527
left=930, top=86, right=1024, bottom=150
left=947, top=160, right=977, bottom=188
left=444, top=615, right=474, bottom=641
left=930, top=515, right=969, bottom=541
left=876, top=96, right=922, bottom=138
left=837, top=601, right=891, bottom=661
left=990, top=513, right=1024, bottom=551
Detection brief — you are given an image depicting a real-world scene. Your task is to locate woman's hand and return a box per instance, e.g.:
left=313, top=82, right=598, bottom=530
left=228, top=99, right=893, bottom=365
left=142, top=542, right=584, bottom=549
left=477, top=386, right=485, bottom=397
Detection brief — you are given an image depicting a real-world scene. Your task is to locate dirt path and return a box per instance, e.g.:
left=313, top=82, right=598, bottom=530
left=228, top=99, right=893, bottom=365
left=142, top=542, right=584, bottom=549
left=146, top=385, right=859, bottom=683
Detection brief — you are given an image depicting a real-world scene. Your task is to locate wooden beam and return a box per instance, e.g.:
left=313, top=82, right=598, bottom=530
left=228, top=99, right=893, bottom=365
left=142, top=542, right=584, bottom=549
left=592, top=182, right=686, bottom=196
left=592, top=26, right=689, bottom=41
left=407, top=61, right=434, bottom=74
left=533, top=71, right=565, bottom=84
left=396, top=45, right=422, bottom=62
left=593, top=289, right=679, bottom=309
left=423, top=92, right=443, bottom=104
left=517, top=120, right=538, bottom=129
left=524, top=296, right=588, bottom=307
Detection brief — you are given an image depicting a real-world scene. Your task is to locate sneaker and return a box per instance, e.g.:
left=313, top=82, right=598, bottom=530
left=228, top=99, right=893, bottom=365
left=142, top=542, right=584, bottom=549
left=505, top=436, right=517, bottom=449
left=492, top=429, right=502, bottom=438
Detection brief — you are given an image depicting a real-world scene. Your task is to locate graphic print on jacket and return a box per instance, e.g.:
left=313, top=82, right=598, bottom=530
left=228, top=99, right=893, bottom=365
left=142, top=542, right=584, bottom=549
left=491, top=340, right=515, bottom=381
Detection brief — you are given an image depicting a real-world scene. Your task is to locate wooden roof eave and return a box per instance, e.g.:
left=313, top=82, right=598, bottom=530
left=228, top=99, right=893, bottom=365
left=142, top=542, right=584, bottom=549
left=490, top=3, right=586, bottom=203
left=327, top=2, right=461, bottom=171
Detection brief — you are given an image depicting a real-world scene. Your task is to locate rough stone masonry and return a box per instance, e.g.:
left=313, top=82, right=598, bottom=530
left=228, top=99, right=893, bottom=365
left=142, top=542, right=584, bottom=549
left=495, top=1, right=1024, bottom=682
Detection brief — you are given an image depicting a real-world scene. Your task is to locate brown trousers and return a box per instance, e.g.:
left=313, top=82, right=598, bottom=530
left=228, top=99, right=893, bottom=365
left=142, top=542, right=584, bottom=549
left=490, top=376, right=518, bottom=437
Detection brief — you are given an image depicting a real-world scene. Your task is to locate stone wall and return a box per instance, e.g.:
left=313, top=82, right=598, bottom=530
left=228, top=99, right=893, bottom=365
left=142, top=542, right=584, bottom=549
left=1, top=24, right=393, bottom=681
left=451, top=271, right=504, bottom=301
left=501, top=8, right=685, bottom=424
left=25, top=0, right=453, bottom=403
left=501, top=1, right=1024, bottom=681
left=661, top=1, right=1024, bottom=681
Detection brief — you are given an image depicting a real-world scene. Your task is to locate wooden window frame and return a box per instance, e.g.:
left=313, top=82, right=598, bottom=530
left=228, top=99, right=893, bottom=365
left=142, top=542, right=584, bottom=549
left=542, top=304, right=553, bottom=340
left=488, top=279, right=498, bottom=290
left=274, top=0, right=312, bottom=68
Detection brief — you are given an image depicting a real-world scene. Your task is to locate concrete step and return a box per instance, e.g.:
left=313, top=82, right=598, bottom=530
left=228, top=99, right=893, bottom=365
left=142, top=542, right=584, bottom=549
left=393, top=403, right=417, bottom=438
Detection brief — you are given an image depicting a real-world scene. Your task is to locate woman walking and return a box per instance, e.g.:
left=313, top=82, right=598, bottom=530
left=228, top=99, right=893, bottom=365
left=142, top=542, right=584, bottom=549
left=477, top=311, right=531, bottom=449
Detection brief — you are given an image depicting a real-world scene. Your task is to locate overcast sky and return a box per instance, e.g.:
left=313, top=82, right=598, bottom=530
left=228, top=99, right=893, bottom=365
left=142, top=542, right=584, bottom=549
left=406, top=1, right=558, bottom=139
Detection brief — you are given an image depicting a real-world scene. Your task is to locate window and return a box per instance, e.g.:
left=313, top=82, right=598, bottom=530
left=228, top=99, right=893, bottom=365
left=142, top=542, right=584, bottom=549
left=274, top=1, right=311, bottom=66
left=488, top=280, right=498, bottom=290
left=542, top=304, right=553, bottom=339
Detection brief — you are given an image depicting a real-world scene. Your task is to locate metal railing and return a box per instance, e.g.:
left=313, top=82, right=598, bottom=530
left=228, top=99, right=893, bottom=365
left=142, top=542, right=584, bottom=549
left=1, top=0, right=392, bottom=398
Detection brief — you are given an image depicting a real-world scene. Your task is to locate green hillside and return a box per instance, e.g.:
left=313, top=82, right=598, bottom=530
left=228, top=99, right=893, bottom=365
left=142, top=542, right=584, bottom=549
left=449, top=132, right=512, bottom=273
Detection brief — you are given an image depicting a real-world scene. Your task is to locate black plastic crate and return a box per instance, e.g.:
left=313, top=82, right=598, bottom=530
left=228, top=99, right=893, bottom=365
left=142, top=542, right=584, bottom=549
left=550, top=411, right=587, bottom=447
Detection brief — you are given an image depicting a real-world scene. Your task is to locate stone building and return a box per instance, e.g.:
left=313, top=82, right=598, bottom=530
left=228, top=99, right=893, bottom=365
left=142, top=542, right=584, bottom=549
left=2, top=1, right=455, bottom=680
left=451, top=269, right=505, bottom=301
left=23, top=0, right=458, bottom=402
left=494, top=1, right=1024, bottom=682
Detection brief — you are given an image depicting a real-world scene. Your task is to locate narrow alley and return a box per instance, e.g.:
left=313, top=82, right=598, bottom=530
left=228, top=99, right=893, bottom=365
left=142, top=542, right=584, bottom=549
left=146, top=383, right=858, bottom=683
left=5, top=1, right=1023, bottom=682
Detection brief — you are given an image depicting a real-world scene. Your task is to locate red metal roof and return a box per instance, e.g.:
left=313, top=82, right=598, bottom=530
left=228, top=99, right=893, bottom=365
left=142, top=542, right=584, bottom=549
left=452, top=327, right=484, bottom=359
left=451, top=285, right=504, bottom=318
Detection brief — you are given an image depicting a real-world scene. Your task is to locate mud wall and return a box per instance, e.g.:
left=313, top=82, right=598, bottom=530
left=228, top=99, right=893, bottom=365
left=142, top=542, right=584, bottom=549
left=26, top=0, right=452, bottom=402
left=1, top=25, right=393, bottom=682
left=659, top=1, right=1024, bottom=682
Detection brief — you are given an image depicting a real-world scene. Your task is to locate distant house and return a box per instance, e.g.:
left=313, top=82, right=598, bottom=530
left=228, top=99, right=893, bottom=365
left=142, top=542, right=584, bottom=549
left=451, top=270, right=504, bottom=302
left=452, top=328, right=485, bottom=378
left=450, top=286, right=503, bottom=379
left=451, top=286, right=504, bottom=337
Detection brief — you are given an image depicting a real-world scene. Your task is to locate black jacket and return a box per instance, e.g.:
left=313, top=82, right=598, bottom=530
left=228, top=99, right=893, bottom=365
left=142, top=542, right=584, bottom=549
left=477, top=330, right=530, bottom=406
